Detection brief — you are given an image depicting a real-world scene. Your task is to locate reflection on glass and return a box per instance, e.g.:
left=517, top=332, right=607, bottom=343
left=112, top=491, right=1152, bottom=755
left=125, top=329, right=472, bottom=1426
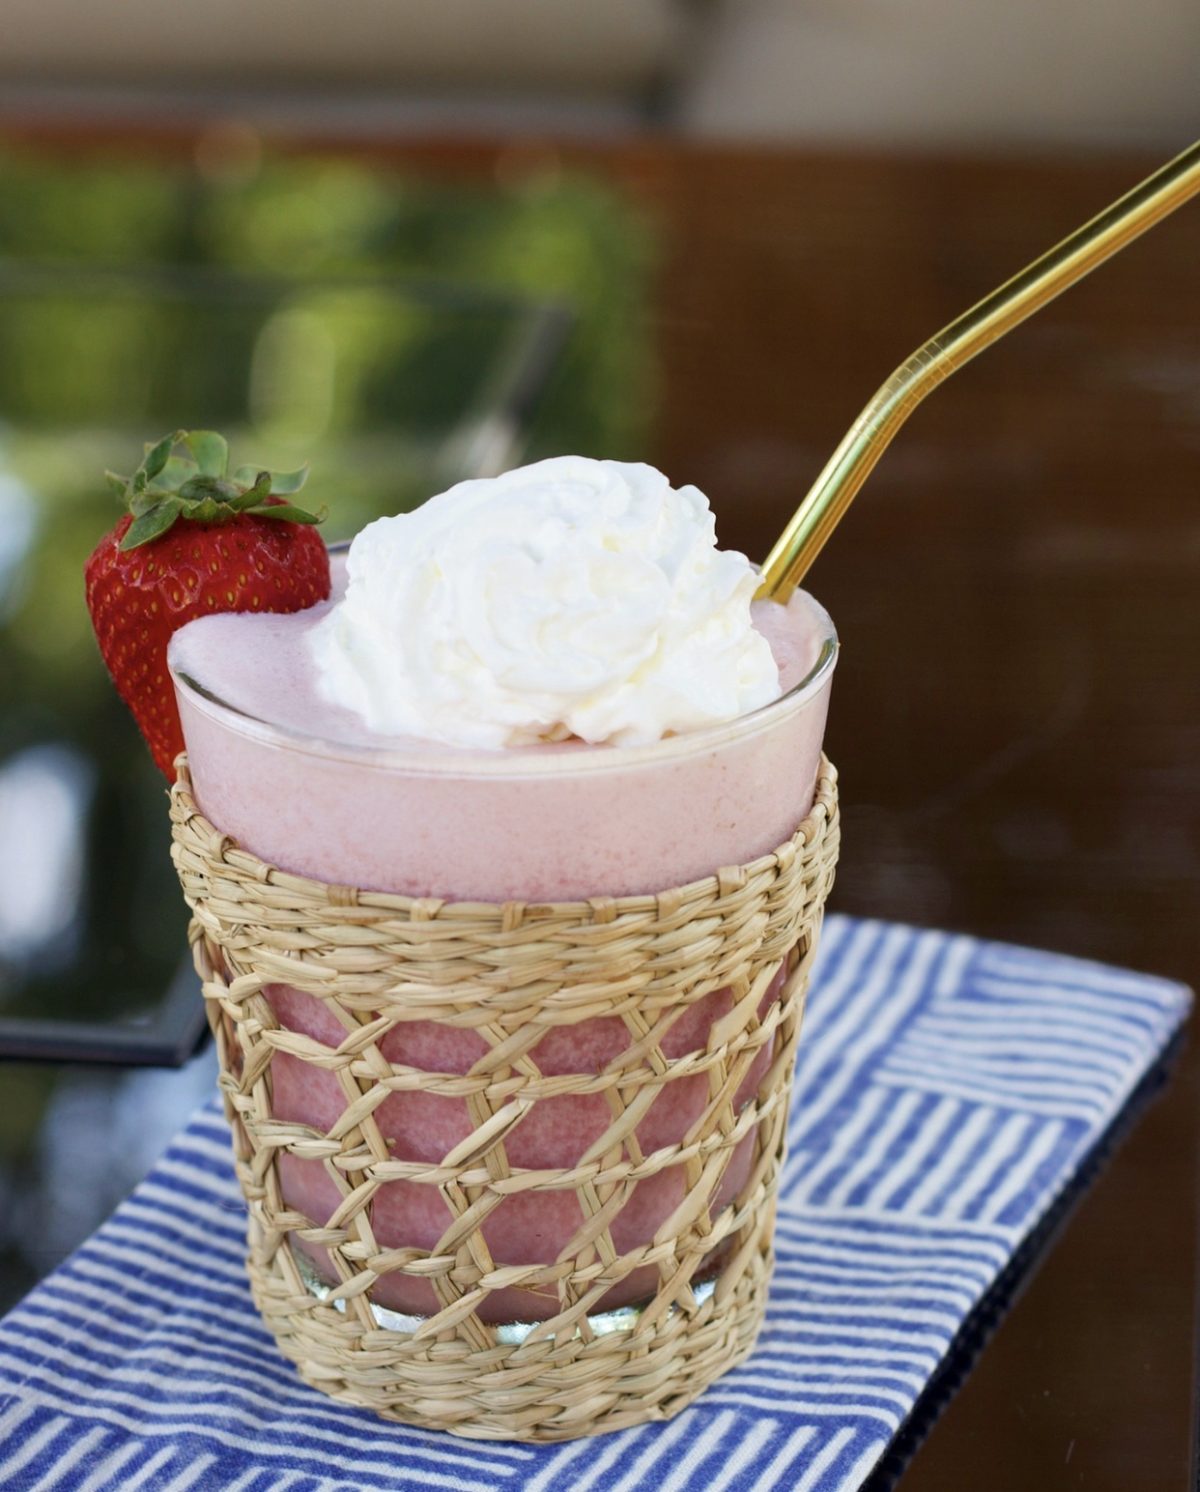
left=0, top=745, right=93, bottom=978
left=0, top=467, right=36, bottom=617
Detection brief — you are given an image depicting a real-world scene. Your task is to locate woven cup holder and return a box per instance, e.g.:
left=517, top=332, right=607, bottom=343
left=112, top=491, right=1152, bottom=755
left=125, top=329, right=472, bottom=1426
left=169, top=757, right=839, bottom=1441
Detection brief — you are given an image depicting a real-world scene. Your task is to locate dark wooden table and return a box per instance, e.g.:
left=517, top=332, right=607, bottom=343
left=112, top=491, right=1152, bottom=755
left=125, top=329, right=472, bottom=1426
left=627, top=143, right=1200, bottom=1492
left=5, top=122, right=1197, bottom=1488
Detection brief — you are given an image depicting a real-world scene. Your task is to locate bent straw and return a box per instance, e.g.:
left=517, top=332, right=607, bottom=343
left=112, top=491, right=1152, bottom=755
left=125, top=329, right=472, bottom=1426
left=757, top=141, right=1200, bottom=603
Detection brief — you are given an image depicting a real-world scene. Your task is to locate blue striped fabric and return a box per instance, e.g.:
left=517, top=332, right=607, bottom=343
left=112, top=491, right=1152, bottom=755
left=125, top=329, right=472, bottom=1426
left=0, top=916, right=1189, bottom=1492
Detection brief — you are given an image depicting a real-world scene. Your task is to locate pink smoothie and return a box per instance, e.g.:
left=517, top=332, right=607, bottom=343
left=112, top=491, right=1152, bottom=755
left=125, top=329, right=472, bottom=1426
left=169, top=551, right=836, bottom=1322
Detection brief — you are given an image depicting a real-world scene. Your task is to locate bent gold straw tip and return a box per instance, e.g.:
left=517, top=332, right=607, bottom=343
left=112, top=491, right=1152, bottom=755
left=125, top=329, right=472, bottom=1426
left=757, top=141, right=1200, bottom=604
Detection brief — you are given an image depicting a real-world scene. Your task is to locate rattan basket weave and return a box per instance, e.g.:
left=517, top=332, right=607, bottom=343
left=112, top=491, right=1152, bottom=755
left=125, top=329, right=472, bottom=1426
left=169, top=756, right=839, bottom=1441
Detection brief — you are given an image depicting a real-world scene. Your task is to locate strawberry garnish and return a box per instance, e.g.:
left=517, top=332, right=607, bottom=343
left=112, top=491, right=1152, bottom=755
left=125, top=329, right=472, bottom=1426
left=85, top=429, right=331, bottom=778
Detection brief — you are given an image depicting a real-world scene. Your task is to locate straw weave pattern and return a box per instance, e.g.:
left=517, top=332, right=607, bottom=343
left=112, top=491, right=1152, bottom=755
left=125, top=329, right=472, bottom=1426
left=169, top=757, right=839, bottom=1441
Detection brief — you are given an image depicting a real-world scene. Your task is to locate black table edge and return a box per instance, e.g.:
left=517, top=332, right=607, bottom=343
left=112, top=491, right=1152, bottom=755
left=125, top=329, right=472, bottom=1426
left=0, top=957, right=208, bottom=1067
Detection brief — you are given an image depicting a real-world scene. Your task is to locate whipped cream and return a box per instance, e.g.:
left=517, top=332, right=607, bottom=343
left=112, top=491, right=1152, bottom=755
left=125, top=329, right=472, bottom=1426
left=308, top=456, right=780, bottom=749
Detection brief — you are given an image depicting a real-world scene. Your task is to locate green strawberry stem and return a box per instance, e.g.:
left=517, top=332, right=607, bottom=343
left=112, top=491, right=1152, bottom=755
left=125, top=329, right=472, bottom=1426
left=109, top=430, right=324, bottom=551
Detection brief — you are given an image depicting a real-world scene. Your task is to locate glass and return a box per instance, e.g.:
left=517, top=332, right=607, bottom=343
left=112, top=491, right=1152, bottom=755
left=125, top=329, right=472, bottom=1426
left=171, top=551, right=838, bottom=899
left=170, top=566, right=836, bottom=1321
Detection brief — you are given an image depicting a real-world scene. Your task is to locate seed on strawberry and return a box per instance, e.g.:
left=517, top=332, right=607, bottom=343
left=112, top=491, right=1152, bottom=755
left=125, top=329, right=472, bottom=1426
left=85, top=429, right=331, bottom=779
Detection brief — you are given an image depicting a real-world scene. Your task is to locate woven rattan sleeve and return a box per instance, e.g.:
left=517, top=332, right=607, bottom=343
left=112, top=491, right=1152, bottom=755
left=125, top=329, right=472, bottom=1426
left=169, top=757, right=839, bottom=1440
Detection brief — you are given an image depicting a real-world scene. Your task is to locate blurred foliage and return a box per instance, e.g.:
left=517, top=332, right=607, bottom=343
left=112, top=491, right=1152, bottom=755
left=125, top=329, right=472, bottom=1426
left=0, top=141, right=655, bottom=1031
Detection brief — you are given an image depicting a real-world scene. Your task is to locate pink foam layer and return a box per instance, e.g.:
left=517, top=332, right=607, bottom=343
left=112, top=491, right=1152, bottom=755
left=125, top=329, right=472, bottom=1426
left=170, top=572, right=833, bottom=900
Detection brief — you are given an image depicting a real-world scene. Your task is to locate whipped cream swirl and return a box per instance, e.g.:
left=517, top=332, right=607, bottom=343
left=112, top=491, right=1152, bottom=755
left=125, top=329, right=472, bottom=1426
left=308, top=456, right=780, bottom=749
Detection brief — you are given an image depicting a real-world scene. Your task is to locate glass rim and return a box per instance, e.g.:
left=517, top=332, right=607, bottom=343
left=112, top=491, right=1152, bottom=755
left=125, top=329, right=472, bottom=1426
left=168, top=541, right=839, bottom=779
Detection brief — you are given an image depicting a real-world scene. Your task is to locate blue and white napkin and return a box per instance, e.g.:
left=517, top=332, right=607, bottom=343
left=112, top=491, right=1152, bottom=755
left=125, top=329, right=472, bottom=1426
left=0, top=916, right=1189, bottom=1492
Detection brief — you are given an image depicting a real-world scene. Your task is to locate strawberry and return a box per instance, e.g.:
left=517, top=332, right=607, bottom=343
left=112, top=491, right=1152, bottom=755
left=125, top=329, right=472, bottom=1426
left=85, top=429, right=331, bottom=779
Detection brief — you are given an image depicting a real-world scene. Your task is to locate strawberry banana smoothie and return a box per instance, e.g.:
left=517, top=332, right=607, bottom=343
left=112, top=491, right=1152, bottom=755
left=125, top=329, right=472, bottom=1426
left=168, top=458, right=837, bottom=1322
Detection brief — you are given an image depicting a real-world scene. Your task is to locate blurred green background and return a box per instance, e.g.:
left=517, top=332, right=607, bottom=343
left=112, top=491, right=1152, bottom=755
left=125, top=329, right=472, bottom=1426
left=0, top=141, right=654, bottom=1024
left=0, top=140, right=654, bottom=1304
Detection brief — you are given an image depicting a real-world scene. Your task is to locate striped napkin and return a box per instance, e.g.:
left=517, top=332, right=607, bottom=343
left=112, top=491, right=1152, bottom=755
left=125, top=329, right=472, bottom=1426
left=0, top=916, right=1189, bottom=1492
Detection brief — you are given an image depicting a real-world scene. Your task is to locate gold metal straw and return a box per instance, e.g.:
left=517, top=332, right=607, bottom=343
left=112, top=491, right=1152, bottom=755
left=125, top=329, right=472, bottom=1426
left=757, top=140, right=1200, bottom=603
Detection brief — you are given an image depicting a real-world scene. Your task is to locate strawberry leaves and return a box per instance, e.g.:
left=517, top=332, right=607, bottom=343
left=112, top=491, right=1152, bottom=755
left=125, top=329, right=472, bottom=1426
left=185, top=430, right=229, bottom=478
left=140, top=430, right=177, bottom=486
left=122, top=498, right=185, bottom=549
left=233, top=463, right=309, bottom=494
left=110, top=431, right=324, bottom=550
left=241, top=502, right=322, bottom=522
